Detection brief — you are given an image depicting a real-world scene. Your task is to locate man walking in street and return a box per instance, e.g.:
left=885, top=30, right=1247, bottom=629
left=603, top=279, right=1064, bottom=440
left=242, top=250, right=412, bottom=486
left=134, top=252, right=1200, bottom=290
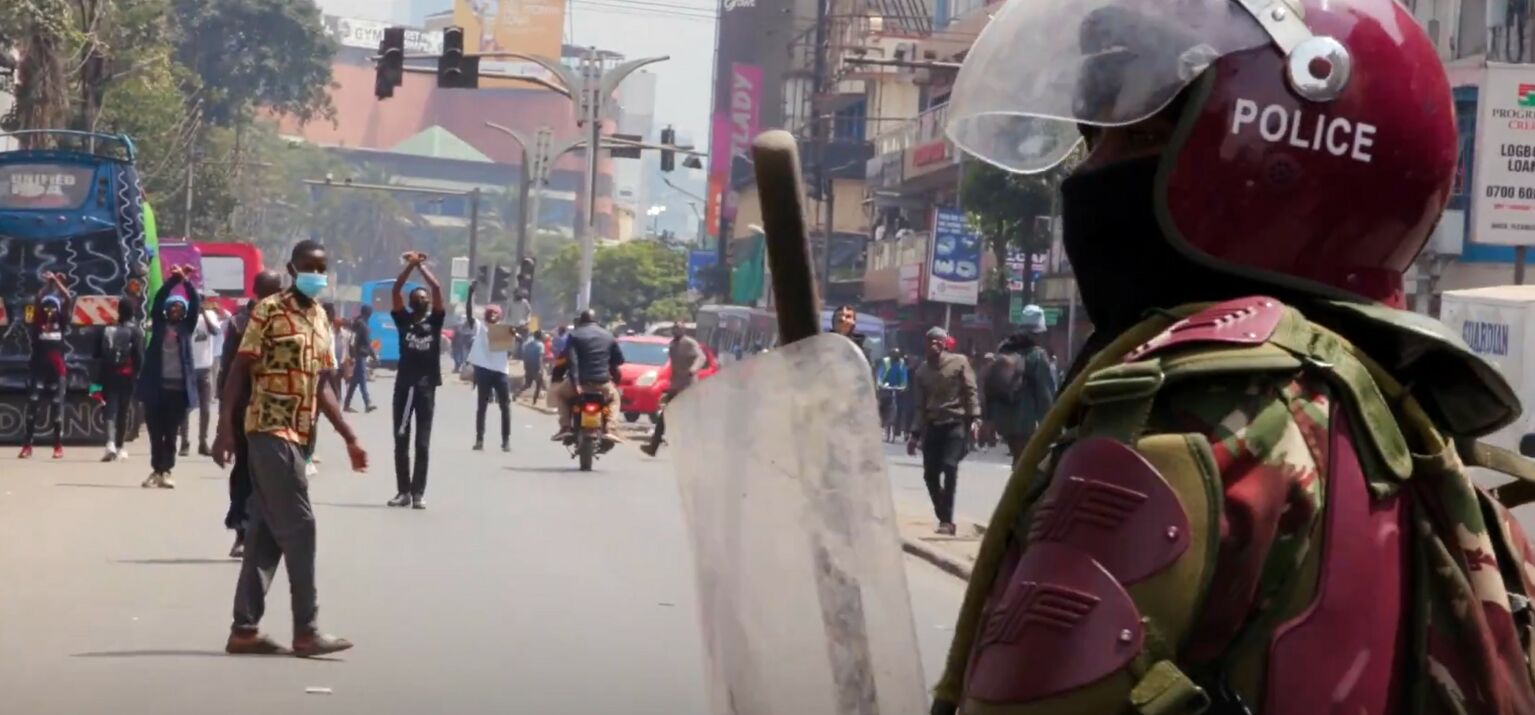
left=217, top=270, right=285, bottom=559
left=640, top=323, right=704, bottom=457
left=212, top=241, right=365, bottom=657
left=515, top=329, right=547, bottom=405
left=180, top=301, right=223, bottom=457
left=343, top=306, right=376, bottom=413
left=388, top=252, right=445, bottom=509
left=981, top=306, right=1056, bottom=458
left=464, top=281, right=512, bottom=452
left=96, top=299, right=145, bottom=462
left=908, top=327, right=978, bottom=536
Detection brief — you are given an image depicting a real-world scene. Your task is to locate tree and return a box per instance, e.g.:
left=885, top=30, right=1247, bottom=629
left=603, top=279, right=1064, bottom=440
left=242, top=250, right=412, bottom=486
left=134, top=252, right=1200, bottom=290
left=542, top=241, right=690, bottom=325
left=961, top=153, right=1079, bottom=332
left=170, top=0, right=337, bottom=125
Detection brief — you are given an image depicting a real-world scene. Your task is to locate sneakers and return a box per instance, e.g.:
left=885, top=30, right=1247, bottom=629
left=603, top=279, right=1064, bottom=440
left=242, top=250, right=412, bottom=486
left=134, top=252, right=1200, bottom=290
left=101, top=445, right=118, bottom=463
left=117, top=447, right=130, bottom=461
left=501, top=442, right=510, bottom=453
left=411, top=495, right=426, bottom=510
left=936, top=522, right=957, bottom=536
left=640, top=443, right=659, bottom=457
left=292, top=632, right=353, bottom=658
left=179, top=443, right=190, bottom=457
left=158, top=473, right=176, bottom=489
left=387, top=493, right=412, bottom=508
left=198, top=443, right=212, bottom=457
left=141, top=472, right=163, bottom=489
left=225, top=630, right=291, bottom=656
left=343, top=406, right=357, bottom=413
left=52, top=445, right=64, bottom=460
left=365, top=405, right=378, bottom=413
left=472, top=441, right=484, bottom=451
left=17, top=445, right=32, bottom=459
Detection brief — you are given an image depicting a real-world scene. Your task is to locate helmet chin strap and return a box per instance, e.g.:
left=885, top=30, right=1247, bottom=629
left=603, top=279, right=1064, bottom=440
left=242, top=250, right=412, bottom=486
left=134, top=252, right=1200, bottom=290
left=1231, top=0, right=1352, bottom=101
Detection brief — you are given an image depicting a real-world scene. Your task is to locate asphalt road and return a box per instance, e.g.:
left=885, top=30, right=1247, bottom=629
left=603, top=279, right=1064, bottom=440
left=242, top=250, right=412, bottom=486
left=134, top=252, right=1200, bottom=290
left=0, top=377, right=965, bottom=714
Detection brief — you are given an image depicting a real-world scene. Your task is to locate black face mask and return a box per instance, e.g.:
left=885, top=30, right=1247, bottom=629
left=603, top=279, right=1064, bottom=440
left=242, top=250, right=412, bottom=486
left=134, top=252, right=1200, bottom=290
left=1061, top=156, right=1256, bottom=340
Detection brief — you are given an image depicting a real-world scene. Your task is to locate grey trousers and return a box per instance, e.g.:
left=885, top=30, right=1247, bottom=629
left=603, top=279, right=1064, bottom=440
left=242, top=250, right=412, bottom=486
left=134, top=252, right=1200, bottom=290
left=232, top=433, right=318, bottom=635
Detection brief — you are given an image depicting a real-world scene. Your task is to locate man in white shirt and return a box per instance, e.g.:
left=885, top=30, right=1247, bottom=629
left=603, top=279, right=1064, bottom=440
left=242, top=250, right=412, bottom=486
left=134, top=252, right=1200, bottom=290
left=465, top=282, right=512, bottom=452
left=181, top=305, right=224, bottom=457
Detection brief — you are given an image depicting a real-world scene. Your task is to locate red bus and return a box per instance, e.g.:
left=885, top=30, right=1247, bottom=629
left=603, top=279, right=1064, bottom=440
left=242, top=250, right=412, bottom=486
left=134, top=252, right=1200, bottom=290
left=196, top=242, right=264, bottom=312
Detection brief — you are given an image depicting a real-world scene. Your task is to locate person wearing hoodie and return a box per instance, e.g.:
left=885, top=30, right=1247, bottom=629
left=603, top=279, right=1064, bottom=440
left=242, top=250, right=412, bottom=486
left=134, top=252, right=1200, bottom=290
left=96, top=299, right=145, bottom=462
left=137, top=266, right=201, bottom=488
left=18, top=271, right=74, bottom=459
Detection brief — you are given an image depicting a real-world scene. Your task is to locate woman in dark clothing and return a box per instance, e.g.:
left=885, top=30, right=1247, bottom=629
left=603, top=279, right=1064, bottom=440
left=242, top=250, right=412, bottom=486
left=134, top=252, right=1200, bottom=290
left=137, top=266, right=201, bottom=489
left=19, top=272, right=74, bottom=459
left=96, top=300, right=146, bottom=462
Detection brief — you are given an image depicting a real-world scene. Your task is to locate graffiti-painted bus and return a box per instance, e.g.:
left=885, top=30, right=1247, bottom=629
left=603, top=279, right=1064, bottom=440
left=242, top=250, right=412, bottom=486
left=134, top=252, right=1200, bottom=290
left=0, top=131, right=149, bottom=444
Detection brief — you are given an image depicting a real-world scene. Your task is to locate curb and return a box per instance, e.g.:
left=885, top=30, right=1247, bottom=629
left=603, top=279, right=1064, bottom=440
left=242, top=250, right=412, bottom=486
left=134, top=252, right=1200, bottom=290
left=515, top=401, right=557, bottom=416
left=900, top=536, right=974, bottom=581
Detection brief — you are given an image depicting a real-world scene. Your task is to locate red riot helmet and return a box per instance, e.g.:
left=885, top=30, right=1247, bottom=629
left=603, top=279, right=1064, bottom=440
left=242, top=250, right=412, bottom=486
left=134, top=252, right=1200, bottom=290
left=947, top=0, right=1457, bottom=308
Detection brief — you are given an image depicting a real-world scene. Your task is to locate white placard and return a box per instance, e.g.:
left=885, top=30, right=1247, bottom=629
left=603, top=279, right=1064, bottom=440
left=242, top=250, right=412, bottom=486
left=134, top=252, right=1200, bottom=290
left=1473, top=63, right=1535, bottom=246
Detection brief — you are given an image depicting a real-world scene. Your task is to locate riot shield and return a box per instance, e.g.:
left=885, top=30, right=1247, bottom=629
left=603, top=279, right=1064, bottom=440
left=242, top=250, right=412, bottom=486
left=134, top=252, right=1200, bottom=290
left=670, top=333, right=928, bottom=715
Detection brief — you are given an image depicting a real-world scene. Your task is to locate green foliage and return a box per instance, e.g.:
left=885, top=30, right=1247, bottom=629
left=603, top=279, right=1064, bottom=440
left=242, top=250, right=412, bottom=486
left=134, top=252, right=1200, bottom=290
left=542, top=241, right=691, bottom=325
left=170, top=0, right=337, bottom=125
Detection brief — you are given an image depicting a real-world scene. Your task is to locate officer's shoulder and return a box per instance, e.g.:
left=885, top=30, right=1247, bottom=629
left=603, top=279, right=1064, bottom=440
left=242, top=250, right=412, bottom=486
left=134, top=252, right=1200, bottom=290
left=1122, top=295, right=1292, bottom=365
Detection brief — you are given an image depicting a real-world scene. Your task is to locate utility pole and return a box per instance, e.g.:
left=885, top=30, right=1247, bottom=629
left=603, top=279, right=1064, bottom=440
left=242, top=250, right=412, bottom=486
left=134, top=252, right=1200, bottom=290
left=811, top=0, right=833, bottom=302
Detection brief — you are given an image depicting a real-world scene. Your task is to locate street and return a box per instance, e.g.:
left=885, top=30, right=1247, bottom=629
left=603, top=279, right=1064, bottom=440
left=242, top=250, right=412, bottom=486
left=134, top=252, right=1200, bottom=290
left=0, top=378, right=965, bottom=714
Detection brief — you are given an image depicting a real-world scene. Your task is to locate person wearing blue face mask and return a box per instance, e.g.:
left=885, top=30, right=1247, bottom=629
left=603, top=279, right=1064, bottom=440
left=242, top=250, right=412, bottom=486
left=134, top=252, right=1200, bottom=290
left=137, top=264, right=202, bottom=488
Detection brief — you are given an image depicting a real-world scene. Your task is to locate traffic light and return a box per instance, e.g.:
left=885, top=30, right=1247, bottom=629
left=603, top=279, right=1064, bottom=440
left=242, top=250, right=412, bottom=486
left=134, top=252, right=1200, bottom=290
left=490, top=264, right=513, bottom=303
left=375, top=27, right=405, bottom=99
left=660, top=126, right=676, bottom=172
left=516, top=257, right=536, bottom=297
left=438, top=26, right=480, bottom=89
left=476, top=264, right=490, bottom=293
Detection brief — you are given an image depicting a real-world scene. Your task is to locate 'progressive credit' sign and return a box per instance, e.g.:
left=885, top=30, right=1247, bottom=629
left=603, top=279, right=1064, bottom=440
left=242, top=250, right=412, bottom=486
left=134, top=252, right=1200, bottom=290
left=1474, top=63, right=1535, bottom=246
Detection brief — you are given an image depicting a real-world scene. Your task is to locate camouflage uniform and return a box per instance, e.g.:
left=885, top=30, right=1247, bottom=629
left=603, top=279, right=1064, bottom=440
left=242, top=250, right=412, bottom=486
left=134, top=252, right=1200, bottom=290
left=934, top=297, right=1535, bottom=715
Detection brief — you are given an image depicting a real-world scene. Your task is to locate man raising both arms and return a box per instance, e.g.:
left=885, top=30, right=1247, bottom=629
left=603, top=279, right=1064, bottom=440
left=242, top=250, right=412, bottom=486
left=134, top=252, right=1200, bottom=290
left=388, top=251, right=445, bottom=510
left=213, top=240, right=366, bottom=657
left=464, top=281, right=512, bottom=452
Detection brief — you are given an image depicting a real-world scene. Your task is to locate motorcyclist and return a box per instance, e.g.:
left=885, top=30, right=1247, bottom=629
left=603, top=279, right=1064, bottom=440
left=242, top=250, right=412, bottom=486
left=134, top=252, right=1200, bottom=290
left=550, top=309, right=624, bottom=442
left=931, top=0, right=1535, bottom=713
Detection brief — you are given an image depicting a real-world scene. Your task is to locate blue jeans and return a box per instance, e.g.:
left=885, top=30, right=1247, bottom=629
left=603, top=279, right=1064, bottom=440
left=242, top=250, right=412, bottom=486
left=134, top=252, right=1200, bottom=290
left=344, top=359, right=371, bottom=409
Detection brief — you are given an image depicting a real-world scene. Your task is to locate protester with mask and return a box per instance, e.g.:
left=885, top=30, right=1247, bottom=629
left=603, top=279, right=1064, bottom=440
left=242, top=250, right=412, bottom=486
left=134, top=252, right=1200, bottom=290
left=907, top=327, right=978, bottom=536
left=213, top=240, right=365, bottom=657
left=18, top=272, right=74, bottom=460
left=95, top=299, right=145, bottom=462
left=640, top=322, right=704, bottom=457
left=343, top=305, right=376, bottom=413
left=980, top=306, right=1055, bottom=458
left=180, top=302, right=223, bottom=457
left=137, top=266, right=201, bottom=488
left=463, top=281, right=512, bottom=452
left=550, top=310, right=624, bottom=442
left=216, top=270, right=285, bottom=559
left=388, top=251, right=445, bottom=509
left=926, top=2, right=1535, bottom=713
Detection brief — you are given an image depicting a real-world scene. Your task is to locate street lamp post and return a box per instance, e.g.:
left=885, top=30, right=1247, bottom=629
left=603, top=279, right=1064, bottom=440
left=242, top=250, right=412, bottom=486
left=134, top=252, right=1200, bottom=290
left=647, top=204, right=667, bottom=235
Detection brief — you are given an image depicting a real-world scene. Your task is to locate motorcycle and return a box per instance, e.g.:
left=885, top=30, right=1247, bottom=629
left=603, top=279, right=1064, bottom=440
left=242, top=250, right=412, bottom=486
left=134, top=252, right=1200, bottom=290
left=565, top=389, right=616, bottom=471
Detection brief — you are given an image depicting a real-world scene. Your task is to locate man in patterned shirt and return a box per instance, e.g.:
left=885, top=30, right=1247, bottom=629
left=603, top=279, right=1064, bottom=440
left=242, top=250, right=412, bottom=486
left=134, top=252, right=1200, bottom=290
left=211, top=240, right=367, bottom=658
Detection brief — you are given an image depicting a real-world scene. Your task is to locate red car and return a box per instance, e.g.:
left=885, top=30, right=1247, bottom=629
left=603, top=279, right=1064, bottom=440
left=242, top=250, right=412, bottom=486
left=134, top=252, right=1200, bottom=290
left=616, top=335, right=719, bottom=422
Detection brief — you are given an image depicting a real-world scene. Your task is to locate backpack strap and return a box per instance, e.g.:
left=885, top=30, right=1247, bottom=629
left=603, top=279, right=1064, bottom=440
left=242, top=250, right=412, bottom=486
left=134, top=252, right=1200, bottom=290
left=1458, top=440, right=1535, bottom=508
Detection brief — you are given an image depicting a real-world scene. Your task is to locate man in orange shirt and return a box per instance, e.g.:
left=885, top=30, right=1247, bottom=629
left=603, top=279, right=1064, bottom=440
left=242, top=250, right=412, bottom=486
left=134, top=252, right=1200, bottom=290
left=212, top=240, right=367, bottom=658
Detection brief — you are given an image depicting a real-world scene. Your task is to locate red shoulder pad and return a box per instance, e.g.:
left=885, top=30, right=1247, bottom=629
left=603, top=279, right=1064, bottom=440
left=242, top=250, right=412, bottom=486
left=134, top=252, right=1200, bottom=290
left=1124, top=295, right=1285, bottom=363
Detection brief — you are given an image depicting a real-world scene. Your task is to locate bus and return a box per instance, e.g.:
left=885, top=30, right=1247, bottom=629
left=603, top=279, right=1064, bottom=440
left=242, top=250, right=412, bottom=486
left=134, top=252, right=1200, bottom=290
left=696, top=305, right=886, bottom=366
left=195, top=241, right=263, bottom=313
left=0, top=130, right=149, bottom=444
left=359, top=278, right=423, bottom=368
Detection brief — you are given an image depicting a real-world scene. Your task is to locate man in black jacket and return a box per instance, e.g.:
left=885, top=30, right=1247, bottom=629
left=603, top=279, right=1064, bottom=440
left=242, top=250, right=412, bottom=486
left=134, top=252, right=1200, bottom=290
left=217, top=270, right=285, bottom=558
left=550, top=310, right=624, bottom=441
left=97, top=299, right=146, bottom=462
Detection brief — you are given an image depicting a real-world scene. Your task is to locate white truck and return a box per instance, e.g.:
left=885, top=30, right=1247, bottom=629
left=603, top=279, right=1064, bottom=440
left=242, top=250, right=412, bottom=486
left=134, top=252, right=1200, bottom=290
left=1439, top=285, right=1535, bottom=456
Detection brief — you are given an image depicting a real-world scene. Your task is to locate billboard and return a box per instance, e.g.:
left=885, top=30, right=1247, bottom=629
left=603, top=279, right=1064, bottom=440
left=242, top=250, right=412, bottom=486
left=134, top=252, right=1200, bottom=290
left=454, top=0, right=565, bottom=61
left=926, top=207, right=981, bottom=305
left=704, top=63, right=763, bottom=241
left=687, top=249, right=719, bottom=292
left=322, top=16, right=443, bottom=54
left=1474, top=63, right=1535, bottom=246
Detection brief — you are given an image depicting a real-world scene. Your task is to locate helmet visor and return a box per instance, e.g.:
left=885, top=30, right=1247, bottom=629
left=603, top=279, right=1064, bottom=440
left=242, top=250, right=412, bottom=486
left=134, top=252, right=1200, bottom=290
left=946, top=0, right=1270, bottom=173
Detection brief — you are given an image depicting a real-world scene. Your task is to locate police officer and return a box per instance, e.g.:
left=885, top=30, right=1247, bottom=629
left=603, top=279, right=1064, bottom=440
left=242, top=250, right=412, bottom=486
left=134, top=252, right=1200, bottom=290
left=931, top=0, right=1535, bottom=713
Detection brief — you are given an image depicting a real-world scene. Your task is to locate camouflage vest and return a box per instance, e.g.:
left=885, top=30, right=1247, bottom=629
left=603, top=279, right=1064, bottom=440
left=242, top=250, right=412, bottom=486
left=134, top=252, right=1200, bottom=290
left=935, top=296, right=1535, bottom=715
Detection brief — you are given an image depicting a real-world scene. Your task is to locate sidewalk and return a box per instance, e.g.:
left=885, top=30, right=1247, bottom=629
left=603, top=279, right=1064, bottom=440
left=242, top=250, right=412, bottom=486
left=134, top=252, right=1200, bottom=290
left=896, top=500, right=984, bottom=581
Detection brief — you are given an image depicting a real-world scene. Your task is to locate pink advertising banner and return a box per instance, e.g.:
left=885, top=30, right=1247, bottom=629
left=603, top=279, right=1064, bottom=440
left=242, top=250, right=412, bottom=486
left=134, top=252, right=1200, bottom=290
left=705, top=62, right=763, bottom=239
